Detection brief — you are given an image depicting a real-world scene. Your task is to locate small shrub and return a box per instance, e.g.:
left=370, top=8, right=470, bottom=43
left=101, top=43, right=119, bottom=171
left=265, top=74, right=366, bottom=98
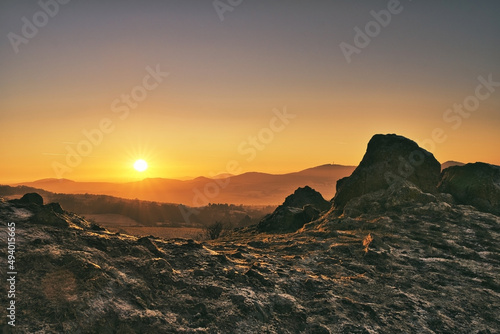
left=203, top=221, right=224, bottom=240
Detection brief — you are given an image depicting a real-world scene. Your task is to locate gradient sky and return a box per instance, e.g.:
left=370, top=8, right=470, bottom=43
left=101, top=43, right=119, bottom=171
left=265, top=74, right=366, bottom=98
left=1, top=0, right=499, bottom=183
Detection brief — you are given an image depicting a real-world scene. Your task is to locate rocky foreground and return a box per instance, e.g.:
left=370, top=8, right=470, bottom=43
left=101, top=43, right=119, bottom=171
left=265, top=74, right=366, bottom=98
left=1, top=134, right=499, bottom=333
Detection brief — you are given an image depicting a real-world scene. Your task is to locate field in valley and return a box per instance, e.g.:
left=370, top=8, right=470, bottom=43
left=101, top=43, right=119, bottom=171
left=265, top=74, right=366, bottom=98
left=83, top=213, right=204, bottom=239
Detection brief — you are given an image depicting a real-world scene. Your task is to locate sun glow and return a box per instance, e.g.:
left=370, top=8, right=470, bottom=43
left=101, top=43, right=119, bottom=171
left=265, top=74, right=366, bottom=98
left=133, top=159, right=148, bottom=172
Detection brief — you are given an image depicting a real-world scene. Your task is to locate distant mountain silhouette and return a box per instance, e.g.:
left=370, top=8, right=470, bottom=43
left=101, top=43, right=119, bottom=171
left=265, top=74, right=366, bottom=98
left=441, top=160, right=465, bottom=170
left=13, top=164, right=356, bottom=206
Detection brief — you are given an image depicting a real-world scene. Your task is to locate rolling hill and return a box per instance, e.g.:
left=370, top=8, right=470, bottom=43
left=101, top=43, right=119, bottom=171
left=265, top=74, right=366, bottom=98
left=14, top=164, right=356, bottom=206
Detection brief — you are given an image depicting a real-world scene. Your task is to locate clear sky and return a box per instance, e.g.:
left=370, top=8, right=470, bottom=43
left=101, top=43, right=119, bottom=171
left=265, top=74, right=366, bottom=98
left=1, top=0, right=499, bottom=183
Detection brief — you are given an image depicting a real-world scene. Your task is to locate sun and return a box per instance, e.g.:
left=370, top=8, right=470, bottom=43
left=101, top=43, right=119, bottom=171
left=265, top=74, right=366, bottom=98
left=133, top=159, right=148, bottom=172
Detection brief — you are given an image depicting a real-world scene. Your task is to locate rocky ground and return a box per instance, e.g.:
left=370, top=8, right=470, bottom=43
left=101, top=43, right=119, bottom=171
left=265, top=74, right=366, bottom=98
left=0, top=190, right=499, bottom=333
left=1, top=134, right=499, bottom=333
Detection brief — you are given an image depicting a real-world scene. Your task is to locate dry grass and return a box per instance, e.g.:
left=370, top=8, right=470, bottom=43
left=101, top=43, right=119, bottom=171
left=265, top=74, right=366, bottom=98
left=362, top=233, right=373, bottom=253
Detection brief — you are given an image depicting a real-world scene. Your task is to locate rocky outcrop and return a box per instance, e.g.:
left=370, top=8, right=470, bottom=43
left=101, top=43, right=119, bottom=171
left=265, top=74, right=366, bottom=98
left=8, top=192, right=70, bottom=228
left=14, top=192, right=44, bottom=206
left=257, top=186, right=330, bottom=233
left=332, top=134, right=441, bottom=210
left=438, top=162, right=500, bottom=215
left=282, top=186, right=331, bottom=212
left=341, top=179, right=440, bottom=217
left=257, top=204, right=322, bottom=233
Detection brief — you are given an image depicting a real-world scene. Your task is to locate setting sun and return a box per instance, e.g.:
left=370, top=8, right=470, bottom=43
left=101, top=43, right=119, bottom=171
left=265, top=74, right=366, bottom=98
left=133, top=159, right=148, bottom=172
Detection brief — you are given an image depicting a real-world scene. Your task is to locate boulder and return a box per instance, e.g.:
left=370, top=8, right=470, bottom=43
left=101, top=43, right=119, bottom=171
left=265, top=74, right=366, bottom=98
left=438, top=162, right=500, bottom=215
left=282, top=186, right=331, bottom=212
left=18, top=192, right=44, bottom=206
left=258, top=186, right=330, bottom=233
left=332, top=134, right=441, bottom=210
left=45, top=202, right=64, bottom=214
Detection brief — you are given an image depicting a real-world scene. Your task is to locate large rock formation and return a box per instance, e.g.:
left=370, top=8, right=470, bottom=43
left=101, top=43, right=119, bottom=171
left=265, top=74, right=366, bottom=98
left=257, top=186, right=330, bottom=233
left=438, top=162, right=500, bottom=215
left=332, top=134, right=441, bottom=210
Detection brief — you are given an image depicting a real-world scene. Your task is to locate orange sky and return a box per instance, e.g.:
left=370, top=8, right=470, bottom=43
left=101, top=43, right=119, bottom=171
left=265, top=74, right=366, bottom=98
left=1, top=1, right=499, bottom=183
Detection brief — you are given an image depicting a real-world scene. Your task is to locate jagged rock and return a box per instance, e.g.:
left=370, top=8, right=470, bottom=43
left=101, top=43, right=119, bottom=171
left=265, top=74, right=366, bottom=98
left=343, top=180, right=437, bottom=217
left=45, top=202, right=64, bottom=214
left=90, top=222, right=106, bottom=231
left=438, top=162, right=500, bottom=215
left=333, top=134, right=441, bottom=210
left=257, top=186, right=329, bottom=232
left=257, top=205, right=321, bottom=233
left=137, top=237, right=165, bottom=257
left=282, top=186, right=331, bottom=212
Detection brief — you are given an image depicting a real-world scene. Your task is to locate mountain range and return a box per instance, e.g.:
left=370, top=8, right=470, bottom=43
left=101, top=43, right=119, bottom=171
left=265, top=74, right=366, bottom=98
left=13, top=164, right=356, bottom=206
left=12, top=162, right=464, bottom=206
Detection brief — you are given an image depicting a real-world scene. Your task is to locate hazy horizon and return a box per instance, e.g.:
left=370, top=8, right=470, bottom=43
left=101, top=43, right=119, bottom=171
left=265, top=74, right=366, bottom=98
left=3, top=159, right=480, bottom=184
left=6, top=162, right=359, bottom=184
